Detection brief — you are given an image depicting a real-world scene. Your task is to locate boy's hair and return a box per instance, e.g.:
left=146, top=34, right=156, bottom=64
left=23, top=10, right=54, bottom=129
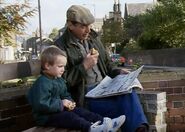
left=41, top=46, right=67, bottom=69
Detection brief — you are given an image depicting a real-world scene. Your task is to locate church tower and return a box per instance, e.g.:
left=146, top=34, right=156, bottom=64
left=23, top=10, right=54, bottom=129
left=104, top=0, right=123, bottom=23
left=113, top=0, right=122, bottom=22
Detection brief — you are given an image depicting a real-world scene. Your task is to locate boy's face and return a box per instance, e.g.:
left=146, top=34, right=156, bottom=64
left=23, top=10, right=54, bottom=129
left=45, top=55, right=67, bottom=77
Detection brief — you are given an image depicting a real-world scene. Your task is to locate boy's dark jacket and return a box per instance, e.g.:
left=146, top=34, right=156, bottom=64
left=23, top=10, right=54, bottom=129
left=55, top=29, right=120, bottom=107
left=27, top=75, right=72, bottom=125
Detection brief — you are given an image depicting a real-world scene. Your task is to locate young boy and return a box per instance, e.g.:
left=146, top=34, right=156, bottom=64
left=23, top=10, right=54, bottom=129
left=27, top=46, right=125, bottom=132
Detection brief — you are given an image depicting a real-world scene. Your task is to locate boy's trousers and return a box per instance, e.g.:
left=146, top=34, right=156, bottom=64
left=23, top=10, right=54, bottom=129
left=46, top=107, right=103, bottom=132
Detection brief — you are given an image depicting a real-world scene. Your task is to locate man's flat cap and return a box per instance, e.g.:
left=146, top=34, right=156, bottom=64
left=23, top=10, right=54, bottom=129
left=67, top=5, right=95, bottom=25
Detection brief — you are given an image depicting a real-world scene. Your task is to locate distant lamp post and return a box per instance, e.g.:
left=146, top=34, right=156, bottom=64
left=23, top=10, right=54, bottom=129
left=111, top=43, right=116, bottom=54
left=28, top=48, right=32, bottom=52
left=38, top=0, right=42, bottom=46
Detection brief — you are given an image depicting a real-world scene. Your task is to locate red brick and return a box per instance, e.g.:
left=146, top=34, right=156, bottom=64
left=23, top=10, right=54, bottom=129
left=168, top=79, right=185, bottom=87
left=166, top=102, right=173, bottom=108
left=154, top=88, right=162, bottom=91
left=174, top=116, right=184, bottom=123
left=143, top=88, right=155, bottom=91
left=173, top=87, right=183, bottom=94
left=173, top=101, right=184, bottom=108
left=164, top=88, right=174, bottom=94
left=157, top=88, right=166, bottom=93
left=168, top=108, right=185, bottom=116
left=166, top=116, right=174, bottom=123
left=183, top=87, right=185, bottom=93
left=167, top=94, right=185, bottom=101
left=159, top=81, right=169, bottom=88
left=167, top=124, right=185, bottom=131
left=141, top=81, right=158, bottom=89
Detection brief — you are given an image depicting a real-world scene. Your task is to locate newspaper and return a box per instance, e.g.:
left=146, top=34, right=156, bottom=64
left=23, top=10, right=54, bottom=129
left=85, top=65, right=144, bottom=98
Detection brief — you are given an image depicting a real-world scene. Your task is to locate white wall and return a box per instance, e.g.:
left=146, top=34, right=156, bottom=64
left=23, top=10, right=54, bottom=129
left=0, top=46, right=15, bottom=61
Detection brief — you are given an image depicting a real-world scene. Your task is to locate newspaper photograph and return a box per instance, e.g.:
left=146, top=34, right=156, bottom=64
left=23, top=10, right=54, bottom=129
left=85, top=65, right=144, bottom=98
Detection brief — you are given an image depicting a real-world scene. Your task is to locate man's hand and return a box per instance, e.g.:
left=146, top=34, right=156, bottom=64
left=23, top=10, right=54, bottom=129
left=120, top=68, right=130, bottom=74
left=83, top=52, right=99, bottom=70
left=90, top=48, right=98, bottom=55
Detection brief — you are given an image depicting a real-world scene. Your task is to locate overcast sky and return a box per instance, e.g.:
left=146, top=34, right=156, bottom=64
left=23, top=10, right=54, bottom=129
left=7, top=0, right=154, bottom=35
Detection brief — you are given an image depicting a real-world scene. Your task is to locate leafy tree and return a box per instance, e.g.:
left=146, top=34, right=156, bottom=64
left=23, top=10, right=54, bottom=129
left=124, top=15, right=143, bottom=40
left=124, top=0, right=185, bottom=49
left=102, top=21, right=121, bottom=45
left=0, top=0, right=36, bottom=46
left=156, top=0, right=185, bottom=48
left=101, top=21, right=127, bottom=53
left=48, top=28, right=59, bottom=41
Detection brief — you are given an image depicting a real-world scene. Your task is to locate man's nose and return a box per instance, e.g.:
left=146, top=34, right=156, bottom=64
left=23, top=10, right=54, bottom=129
left=85, top=25, right=91, bottom=33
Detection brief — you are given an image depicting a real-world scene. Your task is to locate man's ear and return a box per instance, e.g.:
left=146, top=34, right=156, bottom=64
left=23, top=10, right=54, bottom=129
left=67, top=21, right=74, bottom=30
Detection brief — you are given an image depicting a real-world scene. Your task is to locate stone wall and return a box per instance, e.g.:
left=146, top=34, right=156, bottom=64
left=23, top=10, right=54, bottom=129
left=125, top=48, right=185, bottom=67
left=138, top=91, right=167, bottom=132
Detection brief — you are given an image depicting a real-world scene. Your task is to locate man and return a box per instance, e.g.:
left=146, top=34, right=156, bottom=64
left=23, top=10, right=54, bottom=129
left=55, top=5, right=148, bottom=132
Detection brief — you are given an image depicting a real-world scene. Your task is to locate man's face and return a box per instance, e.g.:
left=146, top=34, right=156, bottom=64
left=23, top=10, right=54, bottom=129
left=68, top=21, right=92, bottom=40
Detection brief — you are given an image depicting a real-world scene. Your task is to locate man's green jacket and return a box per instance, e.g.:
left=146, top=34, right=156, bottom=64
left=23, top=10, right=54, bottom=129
left=55, top=29, right=118, bottom=106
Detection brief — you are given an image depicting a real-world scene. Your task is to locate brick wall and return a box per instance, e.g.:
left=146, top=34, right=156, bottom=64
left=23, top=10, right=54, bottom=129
left=139, top=69, right=185, bottom=132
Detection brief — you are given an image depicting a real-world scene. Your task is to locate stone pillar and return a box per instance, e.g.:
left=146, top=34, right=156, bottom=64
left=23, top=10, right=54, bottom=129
left=137, top=91, right=167, bottom=132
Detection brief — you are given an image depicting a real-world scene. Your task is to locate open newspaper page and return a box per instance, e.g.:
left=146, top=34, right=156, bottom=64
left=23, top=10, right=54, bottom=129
left=85, top=65, right=144, bottom=98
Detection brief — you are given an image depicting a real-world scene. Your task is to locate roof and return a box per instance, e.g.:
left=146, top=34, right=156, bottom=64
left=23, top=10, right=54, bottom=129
left=124, top=3, right=154, bottom=18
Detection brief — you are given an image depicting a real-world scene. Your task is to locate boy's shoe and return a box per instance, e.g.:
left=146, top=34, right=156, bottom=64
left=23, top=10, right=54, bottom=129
left=90, top=120, right=108, bottom=132
left=103, top=117, right=112, bottom=130
left=109, top=115, right=126, bottom=132
left=90, top=115, right=125, bottom=132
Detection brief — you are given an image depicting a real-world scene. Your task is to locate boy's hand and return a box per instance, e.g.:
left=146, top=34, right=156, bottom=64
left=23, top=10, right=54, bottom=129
left=68, top=102, right=76, bottom=111
left=62, top=99, right=72, bottom=108
left=62, top=99, right=76, bottom=111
